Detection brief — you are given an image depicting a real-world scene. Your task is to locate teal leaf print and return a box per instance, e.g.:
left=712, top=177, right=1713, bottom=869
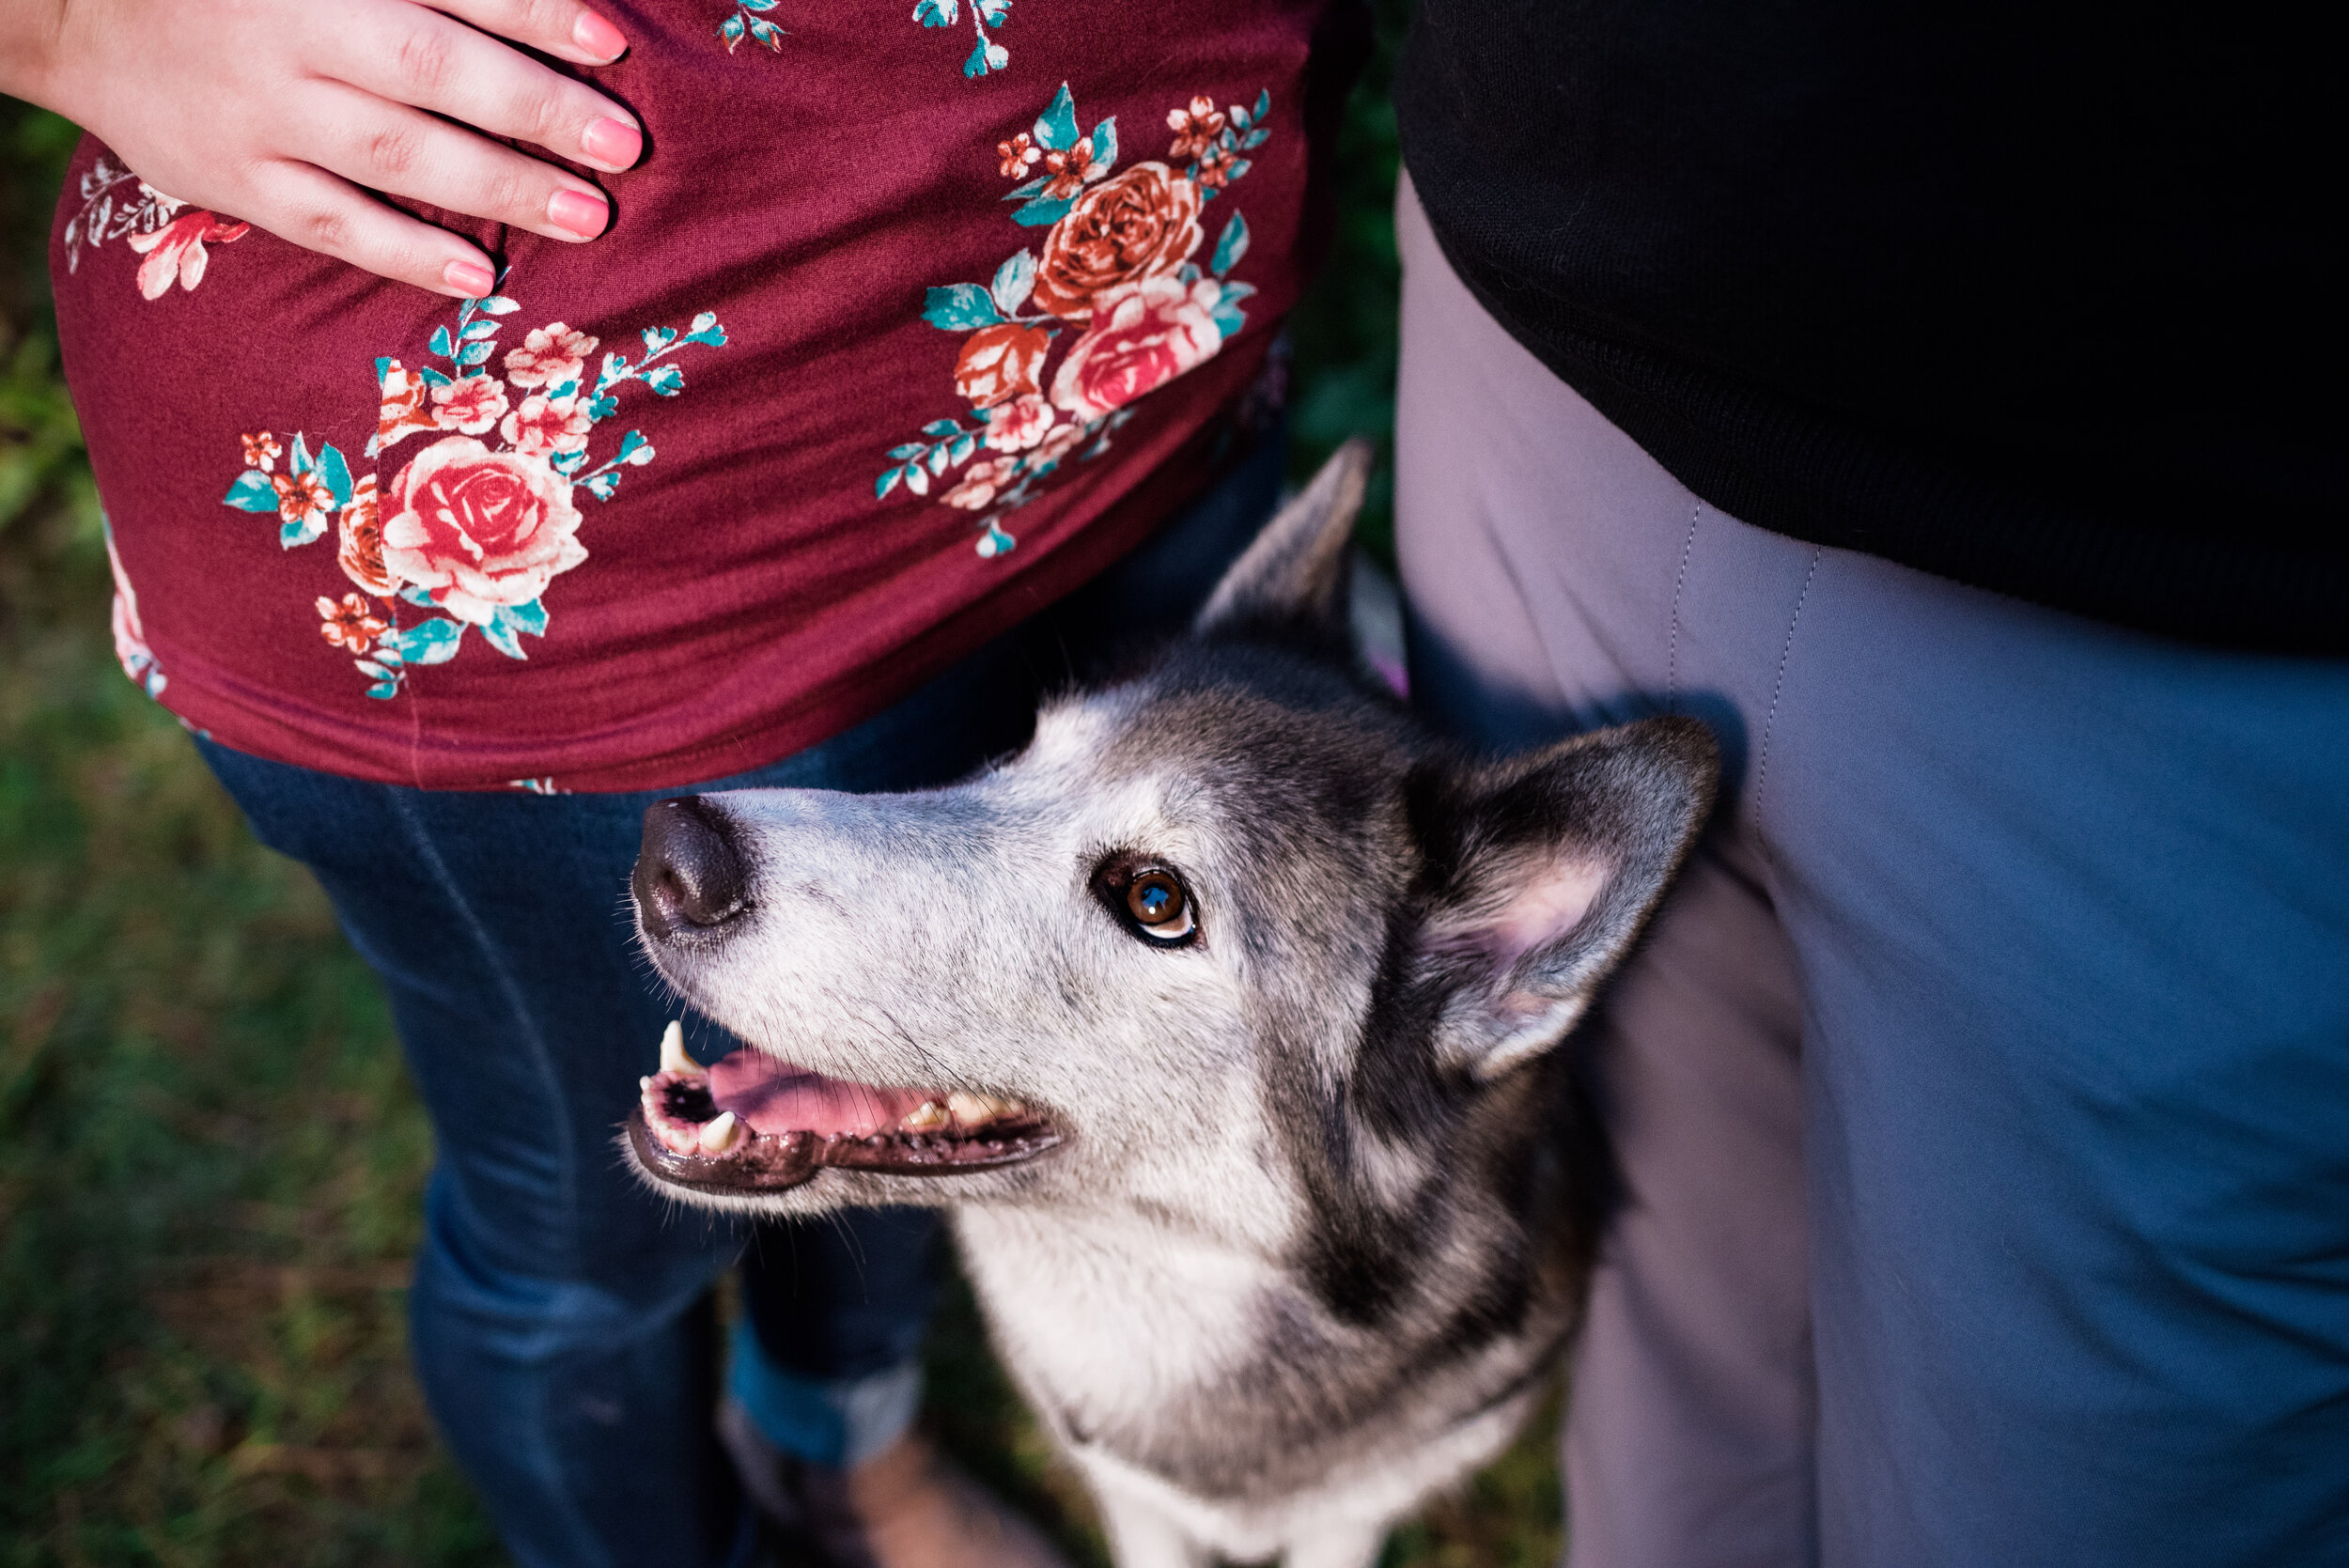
left=480, top=598, right=549, bottom=660
left=428, top=324, right=455, bottom=358
left=923, top=284, right=1004, bottom=332
left=1010, top=198, right=1070, bottom=229
left=990, top=251, right=1035, bottom=316
left=1211, top=212, right=1250, bottom=278
left=1208, top=279, right=1256, bottom=339
left=280, top=512, right=324, bottom=549
left=642, top=325, right=677, bottom=354
left=912, top=0, right=956, bottom=23
left=223, top=472, right=277, bottom=512
left=315, top=441, right=354, bottom=508
left=1091, top=117, right=1118, bottom=171
left=644, top=364, right=685, bottom=396
left=382, top=618, right=466, bottom=665
left=475, top=295, right=521, bottom=316
left=583, top=472, right=621, bottom=500
left=877, top=465, right=907, bottom=499
left=964, top=35, right=1007, bottom=77
left=288, top=432, right=315, bottom=476
left=1034, top=84, right=1078, bottom=151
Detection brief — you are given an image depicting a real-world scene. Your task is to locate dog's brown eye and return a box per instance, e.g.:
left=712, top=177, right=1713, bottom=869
left=1113, top=866, right=1197, bottom=943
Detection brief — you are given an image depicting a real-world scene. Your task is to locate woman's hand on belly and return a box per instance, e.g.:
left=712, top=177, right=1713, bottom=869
left=3, top=0, right=644, bottom=297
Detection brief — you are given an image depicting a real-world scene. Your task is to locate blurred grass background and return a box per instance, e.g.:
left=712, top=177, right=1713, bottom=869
left=0, top=7, right=1565, bottom=1561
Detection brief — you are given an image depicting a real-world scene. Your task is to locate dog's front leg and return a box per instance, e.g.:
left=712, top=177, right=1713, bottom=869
left=1092, top=1485, right=1212, bottom=1568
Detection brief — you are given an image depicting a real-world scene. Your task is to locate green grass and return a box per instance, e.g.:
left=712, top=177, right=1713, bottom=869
left=0, top=22, right=1565, bottom=1560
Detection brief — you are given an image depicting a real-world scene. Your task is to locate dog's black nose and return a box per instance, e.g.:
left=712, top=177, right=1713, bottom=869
left=635, top=796, right=748, bottom=937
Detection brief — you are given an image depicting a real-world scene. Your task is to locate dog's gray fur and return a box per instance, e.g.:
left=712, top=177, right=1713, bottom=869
left=632, top=443, right=1717, bottom=1567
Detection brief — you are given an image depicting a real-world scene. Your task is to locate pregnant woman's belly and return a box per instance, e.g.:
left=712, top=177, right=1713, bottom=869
left=54, top=0, right=1331, bottom=789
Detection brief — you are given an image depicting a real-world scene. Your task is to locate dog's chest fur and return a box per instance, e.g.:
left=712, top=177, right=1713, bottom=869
left=953, top=1044, right=1595, bottom=1511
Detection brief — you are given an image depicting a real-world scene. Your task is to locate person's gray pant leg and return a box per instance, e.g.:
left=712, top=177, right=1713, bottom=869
left=1394, top=173, right=2349, bottom=1567
left=1394, top=174, right=1821, bottom=1568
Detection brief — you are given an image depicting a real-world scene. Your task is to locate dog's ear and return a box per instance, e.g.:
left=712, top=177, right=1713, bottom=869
left=1195, top=438, right=1374, bottom=643
left=1414, top=717, right=1718, bottom=1079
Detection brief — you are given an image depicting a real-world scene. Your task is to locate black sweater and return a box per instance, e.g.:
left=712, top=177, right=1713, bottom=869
left=1395, top=0, right=2340, bottom=650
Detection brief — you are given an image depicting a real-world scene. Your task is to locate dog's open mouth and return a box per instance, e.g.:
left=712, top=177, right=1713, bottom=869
left=627, top=1023, right=1061, bottom=1194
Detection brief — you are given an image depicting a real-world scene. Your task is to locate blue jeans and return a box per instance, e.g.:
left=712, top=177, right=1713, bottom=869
left=196, top=433, right=1283, bottom=1568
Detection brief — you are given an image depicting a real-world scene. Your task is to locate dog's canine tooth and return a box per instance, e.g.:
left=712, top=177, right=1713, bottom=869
left=659, top=1020, right=703, bottom=1079
left=903, top=1100, right=950, bottom=1130
left=698, top=1110, right=740, bottom=1155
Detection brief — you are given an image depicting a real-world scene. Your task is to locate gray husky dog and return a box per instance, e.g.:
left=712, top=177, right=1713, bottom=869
left=625, top=444, right=1716, bottom=1568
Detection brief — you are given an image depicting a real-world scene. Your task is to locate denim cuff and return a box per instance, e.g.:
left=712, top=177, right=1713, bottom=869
left=727, top=1317, right=923, bottom=1470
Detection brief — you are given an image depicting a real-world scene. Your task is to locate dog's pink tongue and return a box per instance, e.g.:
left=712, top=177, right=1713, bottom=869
left=707, top=1051, right=929, bottom=1138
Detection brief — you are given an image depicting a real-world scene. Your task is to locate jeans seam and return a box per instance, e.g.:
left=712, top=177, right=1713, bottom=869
left=385, top=787, right=581, bottom=1273
left=1666, top=502, right=1703, bottom=715
left=1751, top=547, right=1823, bottom=838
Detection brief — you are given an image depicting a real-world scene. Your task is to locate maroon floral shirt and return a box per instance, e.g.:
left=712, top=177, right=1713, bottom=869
left=54, top=0, right=1339, bottom=791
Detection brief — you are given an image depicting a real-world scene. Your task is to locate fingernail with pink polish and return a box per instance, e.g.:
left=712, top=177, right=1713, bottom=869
left=581, top=116, right=642, bottom=170
left=574, top=10, right=629, bottom=61
left=444, top=259, right=496, bottom=296
left=548, top=188, right=610, bottom=240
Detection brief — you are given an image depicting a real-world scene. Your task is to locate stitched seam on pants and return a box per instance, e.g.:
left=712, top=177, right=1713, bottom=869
left=385, top=789, right=580, bottom=1273
left=1666, top=502, right=1703, bottom=714
left=1752, top=548, right=1823, bottom=835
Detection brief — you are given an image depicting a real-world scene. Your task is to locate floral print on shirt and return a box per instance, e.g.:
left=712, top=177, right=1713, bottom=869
left=63, top=155, right=249, bottom=300
left=877, top=83, right=1268, bottom=557
left=220, top=287, right=726, bottom=700
left=723, top=0, right=1019, bottom=76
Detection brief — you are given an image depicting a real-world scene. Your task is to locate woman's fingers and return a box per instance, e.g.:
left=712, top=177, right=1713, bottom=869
left=235, top=159, right=504, bottom=297
left=334, top=0, right=642, bottom=174
left=428, top=0, right=632, bottom=69
left=304, top=80, right=614, bottom=243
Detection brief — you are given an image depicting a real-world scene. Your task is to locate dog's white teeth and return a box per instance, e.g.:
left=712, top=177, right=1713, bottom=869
left=902, top=1101, right=951, bottom=1131
left=947, top=1092, right=1021, bottom=1126
left=698, top=1111, right=741, bottom=1155
left=659, top=1020, right=703, bottom=1079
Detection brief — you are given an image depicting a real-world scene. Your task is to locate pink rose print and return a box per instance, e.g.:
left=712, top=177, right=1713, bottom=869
left=337, top=474, right=398, bottom=597
left=877, top=83, right=1270, bottom=562
left=379, top=437, right=586, bottom=625
left=504, top=323, right=599, bottom=390
left=1050, top=275, right=1225, bottom=423
left=218, top=284, right=727, bottom=704
left=502, top=393, right=593, bottom=457
left=317, top=592, right=388, bottom=654
left=985, top=394, right=1055, bottom=454
left=430, top=374, right=510, bottom=436
left=376, top=362, right=442, bottom=452
left=123, top=210, right=251, bottom=300
left=942, top=457, right=1019, bottom=511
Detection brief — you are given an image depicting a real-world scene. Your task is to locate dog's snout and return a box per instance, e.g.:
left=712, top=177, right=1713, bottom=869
left=635, top=796, right=749, bottom=937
